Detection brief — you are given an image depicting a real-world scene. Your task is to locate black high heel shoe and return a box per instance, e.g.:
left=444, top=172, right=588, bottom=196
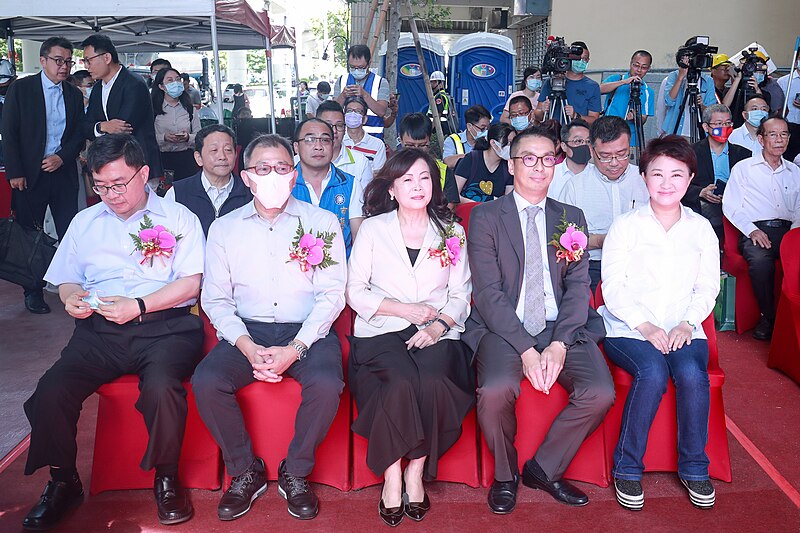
left=404, top=491, right=430, bottom=521
left=378, top=499, right=404, bottom=527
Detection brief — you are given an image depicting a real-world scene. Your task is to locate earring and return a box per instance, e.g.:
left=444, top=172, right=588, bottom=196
left=389, top=193, right=395, bottom=201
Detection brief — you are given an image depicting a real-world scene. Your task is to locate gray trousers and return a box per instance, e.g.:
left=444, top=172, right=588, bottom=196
left=192, top=321, right=343, bottom=477
left=476, top=321, right=614, bottom=482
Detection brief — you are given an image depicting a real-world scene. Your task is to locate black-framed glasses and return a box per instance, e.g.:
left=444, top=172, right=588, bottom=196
left=300, top=135, right=333, bottom=146
left=707, top=121, right=733, bottom=128
left=244, top=163, right=294, bottom=176
left=91, top=167, right=142, bottom=196
left=402, top=142, right=430, bottom=150
left=512, top=154, right=558, bottom=167
left=46, top=56, right=75, bottom=67
left=594, top=153, right=630, bottom=164
left=83, top=52, right=108, bottom=64
left=325, top=123, right=346, bottom=132
left=565, top=138, right=590, bottom=147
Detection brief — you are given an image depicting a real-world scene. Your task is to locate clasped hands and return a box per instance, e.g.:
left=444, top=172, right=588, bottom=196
left=521, top=342, right=566, bottom=395
left=239, top=337, right=305, bottom=383
left=637, top=321, right=693, bottom=355
left=64, top=290, right=140, bottom=324
left=400, top=302, right=446, bottom=350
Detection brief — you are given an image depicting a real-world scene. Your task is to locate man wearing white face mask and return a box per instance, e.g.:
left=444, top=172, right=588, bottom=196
left=315, top=100, right=374, bottom=190
left=454, top=122, right=516, bottom=203
left=194, top=133, right=347, bottom=522
left=443, top=104, right=492, bottom=169
left=729, top=95, right=769, bottom=155
left=334, top=44, right=390, bottom=140
left=342, top=96, right=386, bottom=173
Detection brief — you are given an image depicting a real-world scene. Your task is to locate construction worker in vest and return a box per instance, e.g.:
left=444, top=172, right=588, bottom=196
left=426, top=71, right=456, bottom=136
left=442, top=104, right=492, bottom=170
left=398, top=112, right=459, bottom=206
left=334, top=44, right=390, bottom=141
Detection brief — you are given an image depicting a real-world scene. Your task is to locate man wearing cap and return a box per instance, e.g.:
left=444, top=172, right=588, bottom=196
left=426, top=70, right=455, bottom=136
left=709, top=54, right=734, bottom=104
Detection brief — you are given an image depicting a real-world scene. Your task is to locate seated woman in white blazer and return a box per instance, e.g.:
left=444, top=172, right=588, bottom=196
left=346, top=148, right=473, bottom=527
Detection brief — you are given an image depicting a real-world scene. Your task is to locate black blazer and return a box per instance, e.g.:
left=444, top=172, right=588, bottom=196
left=83, top=66, right=163, bottom=178
left=1, top=72, right=84, bottom=188
left=171, top=170, right=253, bottom=236
left=461, top=194, right=605, bottom=361
left=683, top=139, right=751, bottom=213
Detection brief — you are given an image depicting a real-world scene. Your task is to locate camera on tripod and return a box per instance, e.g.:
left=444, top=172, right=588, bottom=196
left=542, top=36, right=584, bottom=75
left=629, top=79, right=642, bottom=99
left=737, top=47, right=767, bottom=79
left=675, top=36, right=718, bottom=70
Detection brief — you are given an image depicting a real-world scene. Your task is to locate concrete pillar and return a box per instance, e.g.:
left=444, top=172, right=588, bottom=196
left=21, top=39, right=41, bottom=73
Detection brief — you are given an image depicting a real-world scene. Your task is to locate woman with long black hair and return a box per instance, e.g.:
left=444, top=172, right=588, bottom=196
left=152, top=68, right=201, bottom=181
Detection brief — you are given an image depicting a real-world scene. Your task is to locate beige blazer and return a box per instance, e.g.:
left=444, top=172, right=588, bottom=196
left=346, top=211, right=472, bottom=340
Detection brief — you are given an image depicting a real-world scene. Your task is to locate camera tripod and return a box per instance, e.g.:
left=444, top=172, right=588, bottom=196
left=672, top=69, right=703, bottom=143
left=628, top=81, right=646, bottom=163
left=546, top=75, right=572, bottom=125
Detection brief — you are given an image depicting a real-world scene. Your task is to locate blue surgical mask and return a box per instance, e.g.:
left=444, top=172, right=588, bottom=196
left=526, top=78, right=542, bottom=92
left=754, top=72, right=765, bottom=84
left=747, top=109, right=768, bottom=127
left=350, top=68, right=368, bottom=81
left=165, top=80, right=184, bottom=98
left=473, top=128, right=488, bottom=140
left=511, top=115, right=530, bottom=132
left=83, top=85, right=92, bottom=100
left=571, top=59, right=589, bottom=73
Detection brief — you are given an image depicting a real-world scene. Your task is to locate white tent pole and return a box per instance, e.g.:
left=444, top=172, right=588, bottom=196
left=210, top=10, right=224, bottom=124
left=265, top=34, right=277, bottom=134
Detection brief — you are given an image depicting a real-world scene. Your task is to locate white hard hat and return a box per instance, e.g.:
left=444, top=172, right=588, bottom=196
left=0, top=58, right=15, bottom=81
left=430, top=71, right=445, bottom=81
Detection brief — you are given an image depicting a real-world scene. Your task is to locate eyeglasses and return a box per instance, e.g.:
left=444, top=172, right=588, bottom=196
left=244, top=163, right=295, bottom=176
left=91, top=167, right=142, bottom=196
left=566, top=139, right=590, bottom=147
left=325, top=123, right=346, bottom=132
left=707, top=121, right=733, bottom=128
left=300, top=135, right=333, bottom=146
left=83, top=52, right=108, bottom=64
left=468, top=123, right=489, bottom=132
left=511, top=154, right=558, bottom=167
left=763, top=132, right=791, bottom=140
left=402, top=143, right=430, bottom=150
left=594, top=153, right=630, bottom=164
left=46, top=56, right=76, bottom=67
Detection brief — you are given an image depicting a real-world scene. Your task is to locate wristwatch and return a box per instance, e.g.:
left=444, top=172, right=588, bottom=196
left=288, top=340, right=308, bottom=361
left=556, top=340, right=569, bottom=351
left=435, top=318, right=451, bottom=333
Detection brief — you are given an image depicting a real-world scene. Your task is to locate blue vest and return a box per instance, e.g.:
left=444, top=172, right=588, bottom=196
left=292, top=163, right=355, bottom=258
left=343, top=71, right=385, bottom=140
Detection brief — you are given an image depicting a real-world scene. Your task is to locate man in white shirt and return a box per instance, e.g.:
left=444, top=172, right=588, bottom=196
left=342, top=96, right=387, bottom=173
left=166, top=124, right=252, bottom=235
left=549, top=119, right=591, bottom=200
left=292, top=118, right=364, bottom=258
left=723, top=117, right=800, bottom=340
left=21, top=134, right=205, bottom=530
left=559, top=116, right=649, bottom=291
left=192, top=134, right=346, bottom=522
left=315, top=100, right=374, bottom=190
left=304, top=81, right=330, bottom=119
left=728, top=95, right=769, bottom=154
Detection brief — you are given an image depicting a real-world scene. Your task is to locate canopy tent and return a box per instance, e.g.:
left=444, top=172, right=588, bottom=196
left=0, top=0, right=284, bottom=125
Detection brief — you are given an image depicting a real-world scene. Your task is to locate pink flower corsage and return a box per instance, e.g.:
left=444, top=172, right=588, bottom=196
left=429, top=223, right=465, bottom=268
left=288, top=220, right=338, bottom=272
left=549, top=210, right=587, bottom=264
left=129, top=214, right=182, bottom=266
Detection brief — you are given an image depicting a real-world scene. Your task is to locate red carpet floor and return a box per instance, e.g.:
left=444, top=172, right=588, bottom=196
left=0, top=331, right=798, bottom=532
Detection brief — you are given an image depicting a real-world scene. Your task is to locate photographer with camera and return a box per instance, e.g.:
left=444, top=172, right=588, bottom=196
left=722, top=49, right=774, bottom=129
left=710, top=54, right=734, bottom=103
left=601, top=50, right=655, bottom=149
left=535, top=40, right=601, bottom=126
left=663, top=38, right=719, bottom=140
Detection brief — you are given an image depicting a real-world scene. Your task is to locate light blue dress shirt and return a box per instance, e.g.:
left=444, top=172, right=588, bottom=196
left=662, top=70, right=717, bottom=136
left=45, top=188, right=206, bottom=307
left=40, top=73, right=66, bottom=157
left=710, top=143, right=730, bottom=184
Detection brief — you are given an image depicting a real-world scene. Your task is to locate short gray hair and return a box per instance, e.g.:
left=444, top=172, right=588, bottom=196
left=243, top=134, right=294, bottom=168
left=702, top=103, right=731, bottom=124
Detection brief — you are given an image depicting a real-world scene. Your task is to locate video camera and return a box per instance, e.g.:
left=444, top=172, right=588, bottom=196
left=542, top=36, right=584, bottom=75
left=629, top=78, right=642, bottom=99
left=675, top=36, right=718, bottom=70
left=738, top=46, right=767, bottom=78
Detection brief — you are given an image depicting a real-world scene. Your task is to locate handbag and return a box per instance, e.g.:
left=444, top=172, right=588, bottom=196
left=0, top=215, right=58, bottom=288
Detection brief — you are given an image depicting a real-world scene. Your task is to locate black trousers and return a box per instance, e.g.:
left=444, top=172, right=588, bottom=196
left=739, top=223, right=789, bottom=321
left=192, top=322, right=343, bottom=478
left=700, top=200, right=724, bottom=246
left=160, top=150, right=199, bottom=182
left=10, top=165, right=79, bottom=293
left=786, top=122, right=800, bottom=162
left=476, top=321, right=614, bottom=482
left=23, top=313, right=203, bottom=475
left=588, top=260, right=602, bottom=295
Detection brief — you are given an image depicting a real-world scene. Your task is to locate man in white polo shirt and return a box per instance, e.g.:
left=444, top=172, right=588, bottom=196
left=559, top=116, right=649, bottom=291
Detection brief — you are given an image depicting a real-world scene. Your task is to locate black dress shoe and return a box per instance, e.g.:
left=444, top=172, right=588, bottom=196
left=379, top=499, right=404, bottom=527
left=404, top=491, right=430, bottom=521
left=25, top=292, right=51, bottom=314
left=752, top=316, right=774, bottom=341
left=22, top=477, right=84, bottom=530
left=487, top=475, right=519, bottom=514
left=522, top=460, right=589, bottom=506
left=278, top=459, right=319, bottom=520
left=154, top=475, right=193, bottom=525
left=218, top=457, right=267, bottom=521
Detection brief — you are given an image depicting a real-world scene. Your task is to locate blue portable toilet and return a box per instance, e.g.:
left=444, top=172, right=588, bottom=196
left=380, top=33, right=446, bottom=123
left=448, top=33, right=516, bottom=126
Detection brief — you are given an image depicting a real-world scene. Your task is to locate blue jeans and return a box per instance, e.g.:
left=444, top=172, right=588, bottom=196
left=604, top=336, right=710, bottom=481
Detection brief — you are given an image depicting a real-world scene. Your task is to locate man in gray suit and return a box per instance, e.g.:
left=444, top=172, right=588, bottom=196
left=462, top=127, right=614, bottom=514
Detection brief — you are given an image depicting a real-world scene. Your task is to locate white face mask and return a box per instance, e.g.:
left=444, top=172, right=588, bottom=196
left=245, top=170, right=294, bottom=209
left=492, top=140, right=510, bottom=160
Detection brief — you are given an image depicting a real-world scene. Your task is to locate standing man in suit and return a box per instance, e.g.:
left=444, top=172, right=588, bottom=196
left=1, top=36, right=85, bottom=314
left=81, top=34, right=162, bottom=181
left=462, top=127, right=614, bottom=514
left=682, top=104, right=751, bottom=244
